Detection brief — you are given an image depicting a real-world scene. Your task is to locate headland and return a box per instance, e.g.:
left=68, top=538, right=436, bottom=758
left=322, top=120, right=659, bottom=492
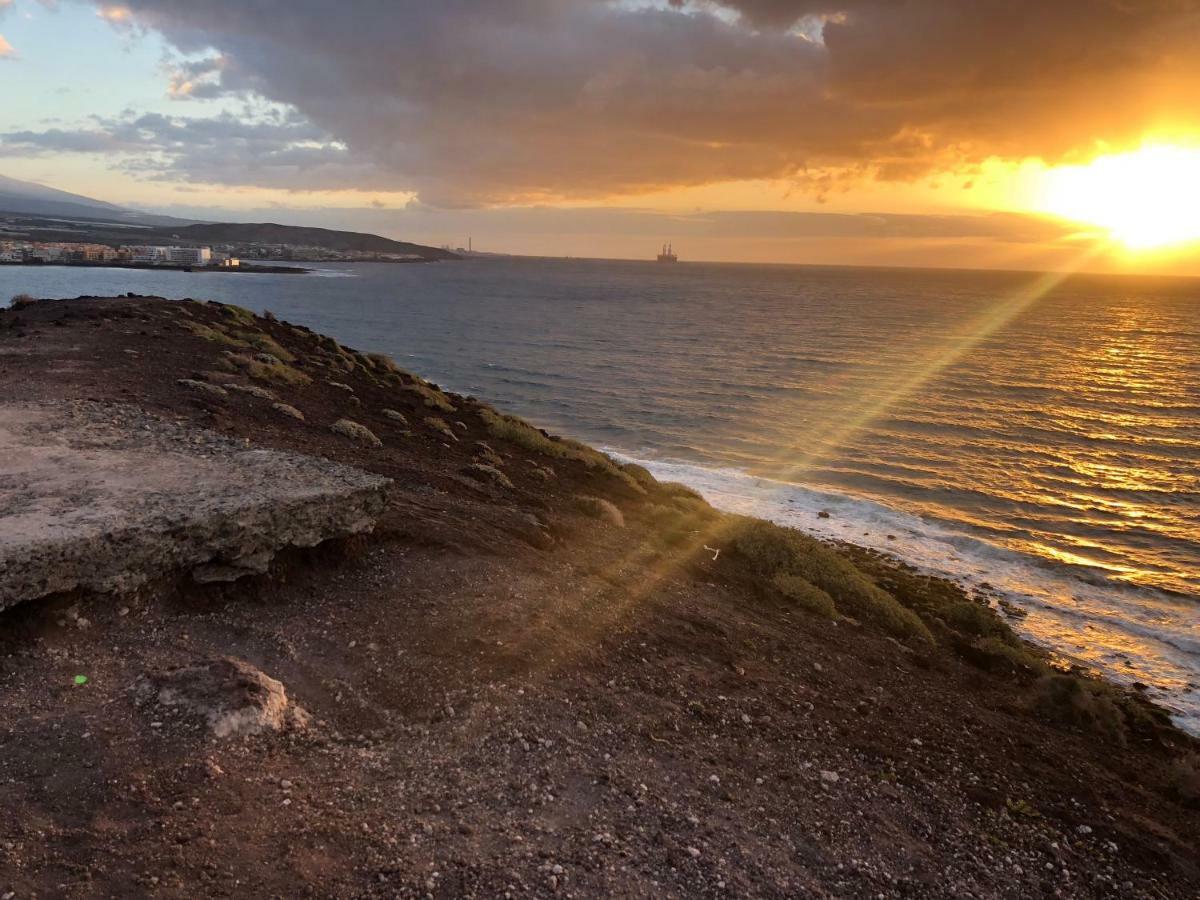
left=0, top=294, right=1195, bottom=898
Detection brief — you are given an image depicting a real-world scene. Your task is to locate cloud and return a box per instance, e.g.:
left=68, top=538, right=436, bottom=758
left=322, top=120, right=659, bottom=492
left=59, top=0, right=1200, bottom=205
left=0, top=34, right=13, bottom=59
left=0, top=108, right=392, bottom=190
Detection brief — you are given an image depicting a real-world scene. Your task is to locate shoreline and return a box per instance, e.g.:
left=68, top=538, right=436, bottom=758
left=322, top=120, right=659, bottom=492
left=1, top=294, right=1196, bottom=897
left=608, top=450, right=1200, bottom=736
left=0, top=260, right=310, bottom=275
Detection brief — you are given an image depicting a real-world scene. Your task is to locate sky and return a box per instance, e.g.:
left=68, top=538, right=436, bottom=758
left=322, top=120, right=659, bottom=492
left=3, top=0, right=1200, bottom=272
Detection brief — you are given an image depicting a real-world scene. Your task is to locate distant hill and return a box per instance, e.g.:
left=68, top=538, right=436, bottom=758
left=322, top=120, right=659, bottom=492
left=0, top=174, right=127, bottom=220
left=167, top=222, right=458, bottom=260
left=0, top=176, right=456, bottom=261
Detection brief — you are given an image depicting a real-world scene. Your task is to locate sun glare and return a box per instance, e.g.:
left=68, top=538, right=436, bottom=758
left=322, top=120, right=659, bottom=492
left=1035, top=144, right=1200, bottom=251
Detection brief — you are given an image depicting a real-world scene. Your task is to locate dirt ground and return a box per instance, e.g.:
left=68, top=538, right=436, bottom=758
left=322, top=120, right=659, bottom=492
left=0, top=295, right=1196, bottom=899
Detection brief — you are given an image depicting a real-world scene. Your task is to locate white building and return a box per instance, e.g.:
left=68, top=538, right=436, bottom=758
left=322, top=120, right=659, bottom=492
left=127, top=246, right=170, bottom=265
left=166, top=246, right=212, bottom=266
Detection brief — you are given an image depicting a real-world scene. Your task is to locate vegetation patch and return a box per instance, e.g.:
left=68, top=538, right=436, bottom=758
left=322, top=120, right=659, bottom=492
left=182, top=320, right=250, bottom=350
left=232, top=330, right=296, bottom=363
left=403, top=381, right=456, bottom=413
left=478, top=407, right=642, bottom=493
left=463, top=463, right=514, bottom=490
left=223, top=351, right=312, bottom=387
left=176, top=378, right=228, bottom=399
left=573, top=495, right=625, bottom=528
left=621, top=462, right=659, bottom=491
left=381, top=409, right=409, bottom=425
left=226, top=383, right=276, bottom=401
left=330, top=419, right=382, bottom=448
left=273, top=403, right=305, bottom=421
left=424, top=417, right=458, bottom=442
left=1029, top=674, right=1128, bottom=744
left=772, top=573, right=838, bottom=619
left=727, top=517, right=933, bottom=645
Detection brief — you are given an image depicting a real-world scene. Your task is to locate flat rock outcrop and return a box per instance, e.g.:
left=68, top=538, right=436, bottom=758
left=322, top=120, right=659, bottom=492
left=0, top=400, right=389, bottom=610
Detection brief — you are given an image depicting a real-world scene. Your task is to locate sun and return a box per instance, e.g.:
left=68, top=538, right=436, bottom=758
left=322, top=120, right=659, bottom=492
left=1034, top=144, right=1200, bottom=251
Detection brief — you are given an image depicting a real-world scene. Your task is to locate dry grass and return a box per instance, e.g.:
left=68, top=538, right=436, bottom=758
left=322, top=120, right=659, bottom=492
left=330, top=419, right=382, bottom=448
left=573, top=495, right=625, bottom=527
left=403, top=382, right=456, bottom=413
left=424, top=416, right=458, bottom=442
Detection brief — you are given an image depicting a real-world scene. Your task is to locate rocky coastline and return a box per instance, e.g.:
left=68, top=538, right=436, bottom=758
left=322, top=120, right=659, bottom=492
left=0, top=294, right=1196, bottom=898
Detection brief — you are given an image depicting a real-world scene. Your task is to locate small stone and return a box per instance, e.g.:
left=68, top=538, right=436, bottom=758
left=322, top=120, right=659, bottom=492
left=686, top=846, right=701, bottom=858
left=820, top=770, right=840, bottom=784
left=272, top=402, right=305, bottom=421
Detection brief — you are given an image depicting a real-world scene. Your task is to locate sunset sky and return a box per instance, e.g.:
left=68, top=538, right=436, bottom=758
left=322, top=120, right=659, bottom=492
left=4, top=0, right=1200, bottom=272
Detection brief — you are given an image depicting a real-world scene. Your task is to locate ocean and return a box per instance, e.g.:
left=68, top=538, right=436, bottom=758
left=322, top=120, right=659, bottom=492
left=5, top=258, right=1198, bottom=731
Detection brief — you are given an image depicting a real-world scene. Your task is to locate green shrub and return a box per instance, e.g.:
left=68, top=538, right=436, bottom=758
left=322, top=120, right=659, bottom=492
left=772, top=573, right=837, bottom=619
left=728, top=518, right=933, bottom=645
left=234, top=330, right=296, bottom=363
left=1030, top=675, right=1127, bottom=743
left=478, top=407, right=642, bottom=493
left=223, top=351, right=311, bottom=386
left=215, top=302, right=258, bottom=326
left=183, top=320, right=250, bottom=349
left=971, top=636, right=1045, bottom=674
left=943, top=600, right=1011, bottom=640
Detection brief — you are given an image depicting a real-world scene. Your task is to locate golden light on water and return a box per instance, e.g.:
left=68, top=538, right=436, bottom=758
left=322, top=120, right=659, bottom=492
left=1035, top=144, right=1200, bottom=251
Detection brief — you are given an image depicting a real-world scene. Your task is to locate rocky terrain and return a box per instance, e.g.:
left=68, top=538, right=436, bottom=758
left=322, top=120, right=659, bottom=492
left=0, top=294, right=1196, bottom=898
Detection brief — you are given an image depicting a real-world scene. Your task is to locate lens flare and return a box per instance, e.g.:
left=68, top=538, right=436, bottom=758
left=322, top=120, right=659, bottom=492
left=1036, top=144, right=1200, bottom=250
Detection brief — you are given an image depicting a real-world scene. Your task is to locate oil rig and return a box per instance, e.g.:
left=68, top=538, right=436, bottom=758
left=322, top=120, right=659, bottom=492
left=656, top=242, right=678, bottom=263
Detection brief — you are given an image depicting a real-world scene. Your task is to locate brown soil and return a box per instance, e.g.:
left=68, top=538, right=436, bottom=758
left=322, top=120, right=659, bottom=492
left=0, top=295, right=1196, bottom=899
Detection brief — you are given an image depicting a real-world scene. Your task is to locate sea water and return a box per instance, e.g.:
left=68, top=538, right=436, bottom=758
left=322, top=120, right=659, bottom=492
left=5, top=258, right=1198, bottom=731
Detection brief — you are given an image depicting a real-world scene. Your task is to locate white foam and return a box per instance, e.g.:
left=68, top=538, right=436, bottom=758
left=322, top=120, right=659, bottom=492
left=610, top=450, right=1200, bottom=735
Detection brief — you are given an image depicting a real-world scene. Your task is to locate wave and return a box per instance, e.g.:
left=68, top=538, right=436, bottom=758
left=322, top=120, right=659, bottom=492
left=607, top=449, right=1200, bottom=736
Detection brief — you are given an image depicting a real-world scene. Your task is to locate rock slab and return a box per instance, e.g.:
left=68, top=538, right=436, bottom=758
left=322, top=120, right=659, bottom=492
left=0, top=400, right=390, bottom=610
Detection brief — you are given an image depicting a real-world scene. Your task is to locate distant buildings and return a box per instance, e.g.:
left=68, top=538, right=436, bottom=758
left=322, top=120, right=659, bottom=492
left=0, top=241, right=233, bottom=268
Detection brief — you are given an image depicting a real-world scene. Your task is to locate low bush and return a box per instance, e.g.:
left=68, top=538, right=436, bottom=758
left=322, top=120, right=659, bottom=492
left=424, top=416, right=458, bottom=442
left=1168, top=754, right=1200, bottom=805
left=573, top=495, right=625, bottom=527
left=330, top=419, right=382, bottom=448
left=621, top=462, right=658, bottom=491
left=478, top=407, right=642, bottom=493
left=728, top=517, right=933, bottom=645
left=403, top=381, right=456, bottom=413
left=772, top=573, right=838, bottom=619
left=1029, top=674, right=1127, bottom=743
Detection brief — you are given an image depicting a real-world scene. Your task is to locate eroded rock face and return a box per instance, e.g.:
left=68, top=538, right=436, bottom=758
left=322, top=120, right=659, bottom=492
left=0, top=401, right=390, bottom=609
left=137, top=657, right=310, bottom=738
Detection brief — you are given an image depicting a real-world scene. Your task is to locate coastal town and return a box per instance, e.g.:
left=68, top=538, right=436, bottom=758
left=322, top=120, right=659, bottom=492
left=0, top=240, right=240, bottom=269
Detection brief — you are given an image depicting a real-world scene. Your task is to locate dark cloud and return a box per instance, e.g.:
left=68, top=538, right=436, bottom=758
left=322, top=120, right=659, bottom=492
left=71, top=0, right=1200, bottom=204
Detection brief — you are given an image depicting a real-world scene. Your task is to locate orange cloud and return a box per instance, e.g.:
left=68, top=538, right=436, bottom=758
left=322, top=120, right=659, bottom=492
left=68, top=1, right=1200, bottom=207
